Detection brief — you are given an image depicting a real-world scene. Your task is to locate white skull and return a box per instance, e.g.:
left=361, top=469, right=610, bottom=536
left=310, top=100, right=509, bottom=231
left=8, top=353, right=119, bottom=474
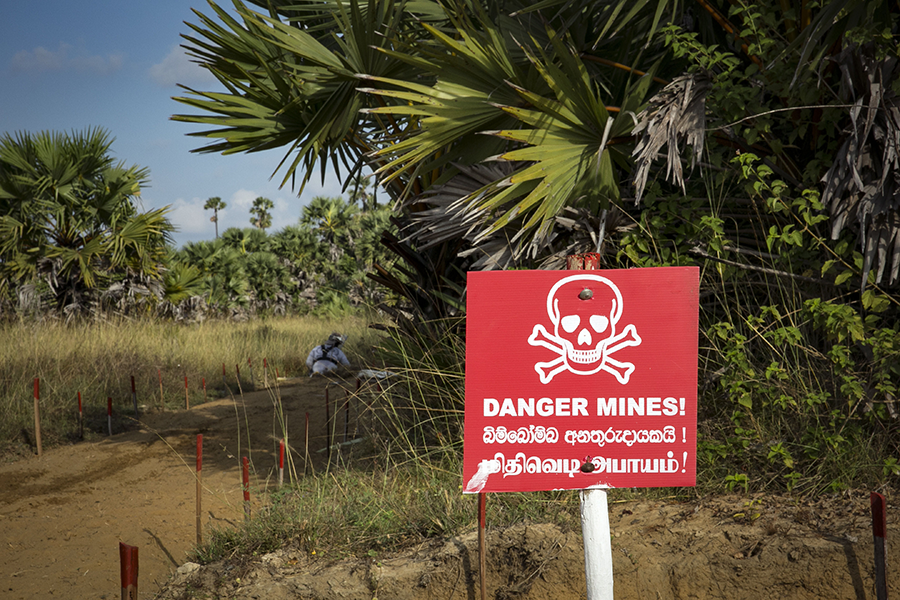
left=546, top=274, right=624, bottom=375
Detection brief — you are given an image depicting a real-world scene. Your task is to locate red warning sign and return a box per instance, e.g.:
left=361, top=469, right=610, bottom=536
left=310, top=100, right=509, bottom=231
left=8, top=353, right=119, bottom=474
left=463, top=267, right=699, bottom=493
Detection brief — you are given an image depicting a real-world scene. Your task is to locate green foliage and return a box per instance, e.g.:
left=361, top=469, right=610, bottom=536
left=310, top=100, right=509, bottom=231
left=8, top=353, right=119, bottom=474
left=0, top=128, right=175, bottom=316
left=170, top=193, right=398, bottom=317
left=250, top=196, right=273, bottom=230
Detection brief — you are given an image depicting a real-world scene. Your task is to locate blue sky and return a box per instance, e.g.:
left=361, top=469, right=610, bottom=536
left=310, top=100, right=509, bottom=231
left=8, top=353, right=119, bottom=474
left=0, top=1, right=345, bottom=248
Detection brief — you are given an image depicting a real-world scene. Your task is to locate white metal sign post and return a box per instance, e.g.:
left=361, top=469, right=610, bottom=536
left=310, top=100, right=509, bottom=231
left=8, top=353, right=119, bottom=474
left=581, top=488, right=614, bottom=598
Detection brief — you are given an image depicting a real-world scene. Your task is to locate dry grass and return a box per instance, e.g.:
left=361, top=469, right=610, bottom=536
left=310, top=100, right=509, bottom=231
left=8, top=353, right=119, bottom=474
left=0, top=315, right=378, bottom=457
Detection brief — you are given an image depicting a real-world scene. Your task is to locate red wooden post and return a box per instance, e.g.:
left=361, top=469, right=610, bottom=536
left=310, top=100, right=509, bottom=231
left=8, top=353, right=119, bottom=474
left=77, top=391, right=84, bottom=440
left=119, top=542, right=138, bottom=600
left=278, top=439, right=285, bottom=488
left=304, top=412, right=310, bottom=475
left=33, top=378, right=42, bottom=457
left=242, top=456, right=251, bottom=520
left=343, top=389, right=350, bottom=443
left=202, top=377, right=207, bottom=404
left=196, top=434, right=203, bottom=546
left=130, top=375, right=138, bottom=418
left=325, top=386, right=332, bottom=464
left=479, top=492, right=487, bottom=600
left=107, top=397, right=113, bottom=436
left=184, top=375, right=189, bottom=410
left=872, top=492, right=888, bottom=600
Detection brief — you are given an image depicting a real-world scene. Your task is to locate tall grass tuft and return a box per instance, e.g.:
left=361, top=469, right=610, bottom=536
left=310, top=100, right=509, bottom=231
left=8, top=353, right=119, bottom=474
left=0, top=315, right=375, bottom=457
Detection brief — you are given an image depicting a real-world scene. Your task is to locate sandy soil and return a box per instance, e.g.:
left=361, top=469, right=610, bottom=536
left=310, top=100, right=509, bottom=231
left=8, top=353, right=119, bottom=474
left=0, top=374, right=342, bottom=599
left=1, top=374, right=897, bottom=600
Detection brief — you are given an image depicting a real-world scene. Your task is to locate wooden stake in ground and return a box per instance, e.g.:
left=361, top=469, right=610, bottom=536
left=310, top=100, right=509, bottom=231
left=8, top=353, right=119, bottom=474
left=202, top=377, right=207, bottom=404
left=278, top=439, right=285, bottom=488
left=304, top=412, right=311, bottom=475
left=33, top=378, right=42, bottom=458
left=325, top=386, right=332, bottom=465
left=107, top=397, right=113, bottom=436
left=343, top=390, right=350, bottom=444
left=130, top=376, right=139, bottom=418
left=119, top=542, right=138, bottom=600
left=77, top=391, right=84, bottom=440
left=242, top=456, right=251, bottom=520
left=871, top=491, right=888, bottom=600
left=478, top=492, right=487, bottom=600
left=196, top=434, right=203, bottom=546
left=222, top=363, right=227, bottom=390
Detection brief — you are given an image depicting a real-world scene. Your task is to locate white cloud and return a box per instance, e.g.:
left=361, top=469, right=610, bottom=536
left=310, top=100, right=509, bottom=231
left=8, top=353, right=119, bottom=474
left=167, top=197, right=213, bottom=239
left=149, top=45, right=216, bottom=88
left=9, top=42, right=123, bottom=75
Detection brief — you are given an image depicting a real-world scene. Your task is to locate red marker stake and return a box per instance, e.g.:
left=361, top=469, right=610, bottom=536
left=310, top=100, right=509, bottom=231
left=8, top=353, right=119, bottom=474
left=196, top=434, right=203, bottom=546
left=130, top=375, right=138, bottom=418
left=107, top=397, right=113, bottom=436
left=119, top=542, right=138, bottom=600
left=202, top=377, right=207, bottom=404
left=304, top=412, right=310, bottom=475
left=325, top=386, right=332, bottom=465
left=479, top=493, right=487, bottom=600
left=278, top=439, right=285, bottom=488
left=242, top=456, right=251, bottom=520
left=33, top=378, right=42, bottom=458
left=77, top=391, right=83, bottom=440
left=872, top=492, right=888, bottom=600
left=184, top=375, right=189, bottom=410
left=343, top=390, right=350, bottom=443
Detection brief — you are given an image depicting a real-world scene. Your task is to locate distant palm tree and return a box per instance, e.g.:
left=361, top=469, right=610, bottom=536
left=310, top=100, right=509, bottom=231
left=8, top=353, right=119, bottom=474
left=250, top=196, right=273, bottom=231
left=203, top=196, right=227, bottom=239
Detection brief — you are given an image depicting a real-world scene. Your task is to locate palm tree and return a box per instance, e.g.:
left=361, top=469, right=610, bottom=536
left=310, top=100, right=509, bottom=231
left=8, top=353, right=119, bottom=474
left=203, top=196, right=227, bottom=239
left=249, top=196, right=274, bottom=230
left=0, top=127, right=174, bottom=313
left=173, top=0, right=900, bottom=285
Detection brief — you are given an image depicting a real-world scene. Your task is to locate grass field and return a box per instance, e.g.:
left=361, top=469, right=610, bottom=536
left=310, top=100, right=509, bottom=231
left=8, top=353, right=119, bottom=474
left=0, top=315, right=378, bottom=457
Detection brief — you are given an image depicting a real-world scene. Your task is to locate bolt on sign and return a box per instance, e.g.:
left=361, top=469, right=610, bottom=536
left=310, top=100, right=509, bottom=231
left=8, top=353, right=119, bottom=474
left=463, top=267, right=699, bottom=493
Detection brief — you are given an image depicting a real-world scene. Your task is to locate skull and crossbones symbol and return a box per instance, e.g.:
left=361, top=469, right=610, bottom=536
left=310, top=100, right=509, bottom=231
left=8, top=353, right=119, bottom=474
left=527, top=274, right=641, bottom=384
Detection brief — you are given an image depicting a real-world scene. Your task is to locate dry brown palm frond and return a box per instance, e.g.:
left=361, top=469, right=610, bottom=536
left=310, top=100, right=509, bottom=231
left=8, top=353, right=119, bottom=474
left=632, top=71, right=711, bottom=204
left=401, top=163, right=522, bottom=269
left=401, top=163, right=629, bottom=270
left=821, top=43, right=900, bottom=287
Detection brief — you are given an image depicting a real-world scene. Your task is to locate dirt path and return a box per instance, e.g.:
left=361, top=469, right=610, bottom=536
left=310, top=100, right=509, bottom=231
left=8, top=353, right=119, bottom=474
left=0, top=375, right=345, bottom=599
left=2, top=374, right=898, bottom=599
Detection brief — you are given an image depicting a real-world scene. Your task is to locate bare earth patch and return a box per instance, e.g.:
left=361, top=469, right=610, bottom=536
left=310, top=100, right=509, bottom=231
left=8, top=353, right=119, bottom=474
left=0, top=376, right=896, bottom=599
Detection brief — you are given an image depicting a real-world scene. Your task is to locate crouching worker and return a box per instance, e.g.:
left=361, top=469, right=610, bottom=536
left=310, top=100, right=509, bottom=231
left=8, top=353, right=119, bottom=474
left=306, top=333, right=350, bottom=376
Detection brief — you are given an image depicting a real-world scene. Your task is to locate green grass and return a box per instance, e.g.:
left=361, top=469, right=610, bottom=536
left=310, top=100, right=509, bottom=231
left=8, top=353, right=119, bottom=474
left=0, top=314, right=377, bottom=457
left=190, top=460, right=586, bottom=564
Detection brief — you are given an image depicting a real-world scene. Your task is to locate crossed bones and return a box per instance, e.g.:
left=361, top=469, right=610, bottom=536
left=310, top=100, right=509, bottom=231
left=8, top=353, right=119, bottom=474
left=528, top=323, right=642, bottom=384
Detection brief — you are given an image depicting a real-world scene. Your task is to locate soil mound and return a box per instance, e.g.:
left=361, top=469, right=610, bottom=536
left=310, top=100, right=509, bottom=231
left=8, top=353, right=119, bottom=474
left=0, top=375, right=895, bottom=599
